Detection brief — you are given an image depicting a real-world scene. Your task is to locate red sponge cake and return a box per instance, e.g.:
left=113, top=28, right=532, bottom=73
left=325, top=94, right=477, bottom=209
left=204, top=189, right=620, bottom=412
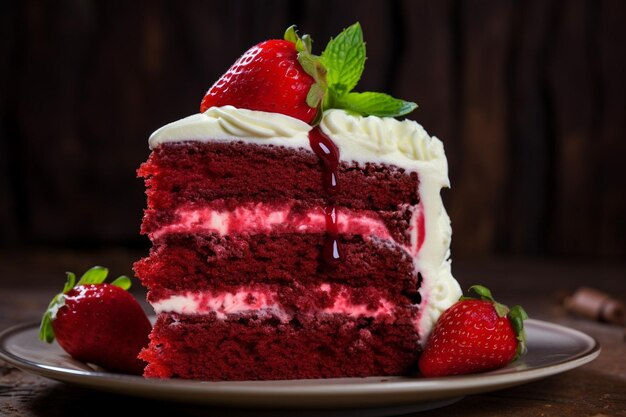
left=134, top=23, right=461, bottom=380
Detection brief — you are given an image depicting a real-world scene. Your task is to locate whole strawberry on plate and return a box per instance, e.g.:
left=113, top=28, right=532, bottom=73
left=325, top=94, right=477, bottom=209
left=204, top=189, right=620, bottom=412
left=39, top=266, right=152, bottom=375
left=419, top=285, right=528, bottom=377
left=200, top=23, right=417, bottom=124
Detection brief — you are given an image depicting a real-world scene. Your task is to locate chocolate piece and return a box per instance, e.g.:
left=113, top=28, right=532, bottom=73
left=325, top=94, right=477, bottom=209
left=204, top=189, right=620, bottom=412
left=564, top=287, right=625, bottom=325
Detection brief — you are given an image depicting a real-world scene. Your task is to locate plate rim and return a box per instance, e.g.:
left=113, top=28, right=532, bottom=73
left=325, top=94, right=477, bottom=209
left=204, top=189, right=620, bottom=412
left=0, top=318, right=601, bottom=408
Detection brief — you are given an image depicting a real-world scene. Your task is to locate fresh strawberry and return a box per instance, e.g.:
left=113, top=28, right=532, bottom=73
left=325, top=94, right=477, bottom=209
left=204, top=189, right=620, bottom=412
left=419, top=285, right=528, bottom=377
left=200, top=23, right=418, bottom=124
left=39, top=266, right=152, bottom=375
left=200, top=37, right=317, bottom=122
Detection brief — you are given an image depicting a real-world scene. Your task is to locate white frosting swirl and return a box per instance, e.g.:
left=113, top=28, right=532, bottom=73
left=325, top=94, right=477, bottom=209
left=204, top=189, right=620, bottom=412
left=319, top=109, right=449, bottom=176
left=149, top=105, right=312, bottom=149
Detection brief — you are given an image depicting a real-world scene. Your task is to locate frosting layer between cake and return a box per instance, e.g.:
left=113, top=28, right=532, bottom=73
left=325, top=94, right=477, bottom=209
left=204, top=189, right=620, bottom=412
left=151, top=284, right=397, bottom=322
left=150, top=203, right=392, bottom=239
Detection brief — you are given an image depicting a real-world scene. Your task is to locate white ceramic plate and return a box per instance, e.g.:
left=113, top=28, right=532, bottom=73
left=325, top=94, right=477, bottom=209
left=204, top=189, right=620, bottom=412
left=0, top=319, right=600, bottom=416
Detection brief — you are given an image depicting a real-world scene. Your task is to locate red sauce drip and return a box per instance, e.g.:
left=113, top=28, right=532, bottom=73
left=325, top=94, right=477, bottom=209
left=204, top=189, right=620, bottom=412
left=323, top=206, right=342, bottom=264
left=309, top=127, right=342, bottom=265
left=308, top=127, right=339, bottom=194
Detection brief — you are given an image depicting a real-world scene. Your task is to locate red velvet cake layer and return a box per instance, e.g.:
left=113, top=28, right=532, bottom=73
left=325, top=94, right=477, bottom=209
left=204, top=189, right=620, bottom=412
left=135, top=233, right=419, bottom=299
left=138, top=142, right=419, bottom=211
left=141, top=313, right=421, bottom=380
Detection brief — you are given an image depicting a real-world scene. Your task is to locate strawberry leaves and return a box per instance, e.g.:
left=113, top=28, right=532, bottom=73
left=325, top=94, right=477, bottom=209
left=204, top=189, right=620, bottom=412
left=76, top=266, right=108, bottom=285
left=39, top=301, right=59, bottom=343
left=285, top=25, right=327, bottom=123
left=39, top=266, right=132, bottom=343
left=111, top=275, right=132, bottom=290
left=285, top=22, right=417, bottom=121
left=509, top=304, right=529, bottom=358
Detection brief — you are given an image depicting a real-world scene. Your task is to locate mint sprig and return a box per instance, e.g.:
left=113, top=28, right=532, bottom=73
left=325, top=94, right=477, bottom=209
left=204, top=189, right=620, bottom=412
left=39, top=266, right=132, bottom=343
left=284, top=22, right=417, bottom=121
left=335, top=92, right=417, bottom=118
left=321, top=22, right=365, bottom=97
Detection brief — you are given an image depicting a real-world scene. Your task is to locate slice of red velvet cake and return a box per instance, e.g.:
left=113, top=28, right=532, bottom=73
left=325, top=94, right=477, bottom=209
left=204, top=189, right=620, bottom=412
left=135, top=106, right=461, bottom=380
left=134, top=23, right=462, bottom=380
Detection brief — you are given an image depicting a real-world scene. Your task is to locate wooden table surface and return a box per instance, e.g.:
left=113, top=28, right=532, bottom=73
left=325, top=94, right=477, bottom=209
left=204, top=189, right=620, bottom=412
left=0, top=249, right=624, bottom=416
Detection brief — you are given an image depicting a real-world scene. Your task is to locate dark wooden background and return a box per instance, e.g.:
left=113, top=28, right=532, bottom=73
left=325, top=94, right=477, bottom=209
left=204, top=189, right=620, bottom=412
left=1, top=0, right=625, bottom=260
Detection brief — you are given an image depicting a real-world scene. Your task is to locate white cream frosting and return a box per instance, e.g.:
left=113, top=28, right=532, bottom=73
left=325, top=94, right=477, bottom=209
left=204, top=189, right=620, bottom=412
left=149, top=105, right=312, bottom=150
left=319, top=109, right=449, bottom=176
left=148, top=106, right=461, bottom=342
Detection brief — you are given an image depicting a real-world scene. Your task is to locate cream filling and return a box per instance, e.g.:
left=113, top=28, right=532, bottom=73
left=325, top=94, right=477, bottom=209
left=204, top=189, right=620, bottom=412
left=153, top=289, right=290, bottom=322
left=151, top=203, right=392, bottom=241
left=318, top=283, right=396, bottom=318
left=148, top=106, right=312, bottom=150
left=152, top=284, right=397, bottom=322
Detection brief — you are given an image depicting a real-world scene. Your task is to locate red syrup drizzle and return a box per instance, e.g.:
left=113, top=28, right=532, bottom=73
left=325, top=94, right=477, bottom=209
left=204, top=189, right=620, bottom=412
left=308, top=127, right=343, bottom=265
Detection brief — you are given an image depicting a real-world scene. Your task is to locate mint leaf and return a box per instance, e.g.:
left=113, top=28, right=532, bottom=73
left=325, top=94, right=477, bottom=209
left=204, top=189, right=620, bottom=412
left=284, top=22, right=418, bottom=122
left=77, top=266, right=108, bottom=285
left=321, top=22, right=365, bottom=97
left=335, top=91, right=417, bottom=117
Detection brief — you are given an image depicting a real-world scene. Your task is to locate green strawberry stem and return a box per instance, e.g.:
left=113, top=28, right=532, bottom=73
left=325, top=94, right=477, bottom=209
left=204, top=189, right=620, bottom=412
left=285, top=22, right=417, bottom=122
left=38, top=266, right=132, bottom=343
left=461, top=284, right=529, bottom=359
left=111, top=276, right=131, bottom=290
left=509, top=304, right=529, bottom=357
